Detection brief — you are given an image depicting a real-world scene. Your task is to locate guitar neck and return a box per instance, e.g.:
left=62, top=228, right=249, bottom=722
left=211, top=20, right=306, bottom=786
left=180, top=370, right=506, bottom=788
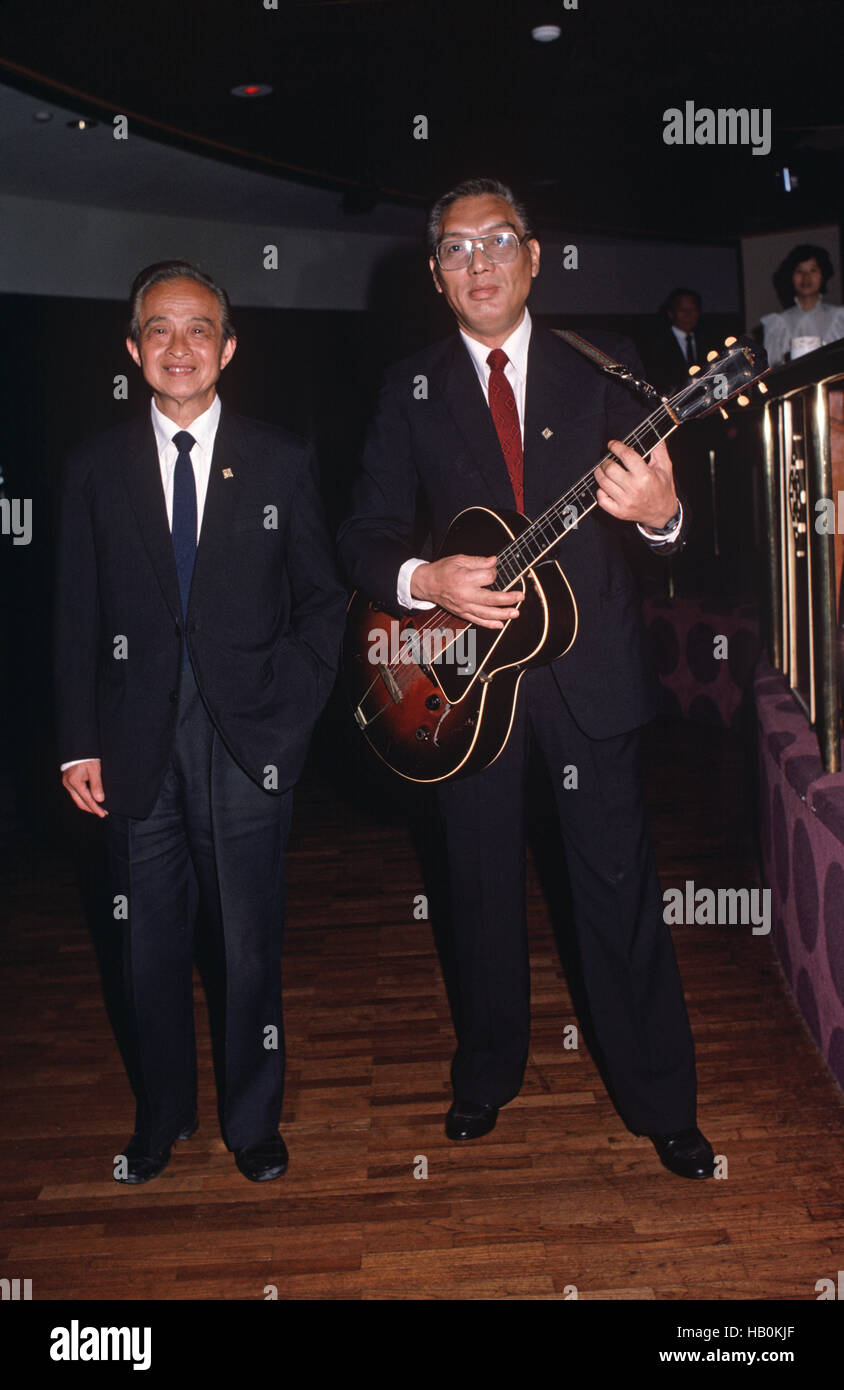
left=492, top=400, right=681, bottom=591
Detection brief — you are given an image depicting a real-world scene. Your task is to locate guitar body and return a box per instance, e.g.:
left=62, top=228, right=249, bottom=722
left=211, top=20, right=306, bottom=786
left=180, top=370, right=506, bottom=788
left=343, top=335, right=768, bottom=784
left=344, top=506, right=578, bottom=782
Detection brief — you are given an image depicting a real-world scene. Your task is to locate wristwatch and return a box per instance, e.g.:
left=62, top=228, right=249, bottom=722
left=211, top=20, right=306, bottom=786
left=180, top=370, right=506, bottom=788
left=645, top=501, right=682, bottom=536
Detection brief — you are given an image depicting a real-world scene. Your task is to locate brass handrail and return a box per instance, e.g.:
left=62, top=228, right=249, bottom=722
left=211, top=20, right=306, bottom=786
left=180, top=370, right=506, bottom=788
left=747, top=340, right=844, bottom=772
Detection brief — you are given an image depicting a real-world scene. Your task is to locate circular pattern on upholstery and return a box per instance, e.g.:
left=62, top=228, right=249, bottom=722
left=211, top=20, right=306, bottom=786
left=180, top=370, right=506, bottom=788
left=686, top=622, right=720, bottom=684
left=688, top=693, right=722, bottom=726
left=772, top=786, right=789, bottom=901
left=727, top=627, right=759, bottom=688
left=660, top=686, right=683, bottom=720
left=792, top=819, right=819, bottom=953
left=647, top=617, right=679, bottom=676
left=823, top=861, right=844, bottom=1011
left=796, top=968, right=821, bottom=1046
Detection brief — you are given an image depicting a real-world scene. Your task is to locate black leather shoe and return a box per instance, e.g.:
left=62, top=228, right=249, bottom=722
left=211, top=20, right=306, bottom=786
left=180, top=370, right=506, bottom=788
left=234, top=1135, right=289, bottom=1182
left=649, top=1126, right=716, bottom=1179
left=115, top=1134, right=172, bottom=1185
left=445, top=1099, right=499, bottom=1141
left=115, top=1115, right=198, bottom=1184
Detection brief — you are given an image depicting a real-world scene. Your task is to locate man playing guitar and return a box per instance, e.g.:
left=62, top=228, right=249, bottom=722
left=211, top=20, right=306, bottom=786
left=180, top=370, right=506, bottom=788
left=338, top=178, right=716, bottom=1179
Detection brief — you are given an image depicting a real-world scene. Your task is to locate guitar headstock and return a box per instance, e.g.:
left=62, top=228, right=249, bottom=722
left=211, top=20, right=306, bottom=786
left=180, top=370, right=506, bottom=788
left=671, top=335, right=769, bottom=422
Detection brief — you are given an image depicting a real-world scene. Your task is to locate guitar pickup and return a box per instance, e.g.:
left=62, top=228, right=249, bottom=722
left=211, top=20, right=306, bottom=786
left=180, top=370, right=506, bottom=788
left=378, top=663, right=403, bottom=704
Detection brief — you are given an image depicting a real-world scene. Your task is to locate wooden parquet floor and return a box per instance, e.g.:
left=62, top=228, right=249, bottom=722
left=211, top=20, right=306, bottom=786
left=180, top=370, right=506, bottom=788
left=1, top=717, right=843, bottom=1301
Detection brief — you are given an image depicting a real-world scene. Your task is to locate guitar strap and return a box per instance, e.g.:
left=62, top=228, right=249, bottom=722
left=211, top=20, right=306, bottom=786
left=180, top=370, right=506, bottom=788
left=551, top=328, right=663, bottom=405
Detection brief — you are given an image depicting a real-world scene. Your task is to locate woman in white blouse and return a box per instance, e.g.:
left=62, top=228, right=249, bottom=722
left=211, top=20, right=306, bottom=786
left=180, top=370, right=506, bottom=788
left=761, top=243, right=844, bottom=366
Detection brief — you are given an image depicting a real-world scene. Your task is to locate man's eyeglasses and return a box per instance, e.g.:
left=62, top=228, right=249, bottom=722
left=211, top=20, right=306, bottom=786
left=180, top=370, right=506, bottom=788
left=435, top=231, right=530, bottom=271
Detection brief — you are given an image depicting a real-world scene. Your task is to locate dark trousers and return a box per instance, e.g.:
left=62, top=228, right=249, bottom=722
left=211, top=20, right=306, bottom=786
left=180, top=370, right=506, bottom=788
left=105, top=661, right=292, bottom=1151
left=436, top=664, right=697, bottom=1135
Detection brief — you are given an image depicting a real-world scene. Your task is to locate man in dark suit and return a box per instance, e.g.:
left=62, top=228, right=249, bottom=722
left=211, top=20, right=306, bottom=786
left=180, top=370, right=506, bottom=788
left=55, top=261, right=346, bottom=1183
left=337, top=179, right=715, bottom=1178
left=644, top=287, right=703, bottom=397
left=641, top=287, right=728, bottom=589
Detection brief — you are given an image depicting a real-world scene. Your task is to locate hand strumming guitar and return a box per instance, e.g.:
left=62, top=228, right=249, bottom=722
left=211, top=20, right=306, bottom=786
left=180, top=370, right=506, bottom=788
left=410, top=554, right=525, bottom=630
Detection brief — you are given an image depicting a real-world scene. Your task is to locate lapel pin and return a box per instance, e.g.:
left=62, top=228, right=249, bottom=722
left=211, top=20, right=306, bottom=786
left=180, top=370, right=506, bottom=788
left=222, top=468, right=234, bottom=478
left=541, top=427, right=554, bottom=440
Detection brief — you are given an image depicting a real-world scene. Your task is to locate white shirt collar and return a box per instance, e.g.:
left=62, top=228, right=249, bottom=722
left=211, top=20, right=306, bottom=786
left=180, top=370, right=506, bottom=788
left=459, top=307, right=532, bottom=379
left=150, top=393, right=221, bottom=457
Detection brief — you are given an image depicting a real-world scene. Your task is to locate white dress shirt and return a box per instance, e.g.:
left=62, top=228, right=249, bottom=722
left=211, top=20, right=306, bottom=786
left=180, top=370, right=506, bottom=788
left=60, top=394, right=222, bottom=771
left=671, top=324, right=696, bottom=363
left=150, top=392, right=221, bottom=540
left=761, top=297, right=844, bottom=367
left=397, top=310, right=681, bottom=610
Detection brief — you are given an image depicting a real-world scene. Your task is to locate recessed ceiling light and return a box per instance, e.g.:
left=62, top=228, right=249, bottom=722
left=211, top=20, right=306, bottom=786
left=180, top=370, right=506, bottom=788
left=33, top=110, right=53, bottom=123
left=66, top=118, right=97, bottom=130
left=231, top=83, right=273, bottom=98
left=532, top=24, right=562, bottom=42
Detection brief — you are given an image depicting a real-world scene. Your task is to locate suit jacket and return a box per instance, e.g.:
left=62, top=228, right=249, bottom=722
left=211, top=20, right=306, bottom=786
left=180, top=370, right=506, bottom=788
left=336, top=324, right=687, bottom=741
left=54, top=404, right=346, bottom=818
left=640, top=321, right=702, bottom=398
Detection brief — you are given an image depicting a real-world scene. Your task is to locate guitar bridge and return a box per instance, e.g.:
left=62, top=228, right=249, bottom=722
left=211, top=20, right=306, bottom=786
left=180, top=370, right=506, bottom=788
left=378, top=663, right=403, bottom=704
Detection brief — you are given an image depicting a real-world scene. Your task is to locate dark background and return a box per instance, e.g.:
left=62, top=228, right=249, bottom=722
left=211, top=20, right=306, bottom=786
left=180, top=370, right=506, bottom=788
left=0, top=283, right=741, bottom=847
left=3, top=0, right=837, bottom=850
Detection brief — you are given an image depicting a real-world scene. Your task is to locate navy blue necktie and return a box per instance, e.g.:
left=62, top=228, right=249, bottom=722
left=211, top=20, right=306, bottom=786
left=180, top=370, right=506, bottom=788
left=171, top=430, right=197, bottom=624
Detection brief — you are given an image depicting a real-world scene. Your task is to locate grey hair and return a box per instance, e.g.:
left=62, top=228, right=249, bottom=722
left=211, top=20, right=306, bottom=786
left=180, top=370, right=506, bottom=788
left=127, top=260, right=236, bottom=345
left=426, top=178, right=534, bottom=258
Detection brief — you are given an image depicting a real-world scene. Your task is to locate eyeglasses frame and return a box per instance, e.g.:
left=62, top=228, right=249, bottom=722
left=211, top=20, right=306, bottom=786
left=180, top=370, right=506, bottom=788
left=434, top=231, right=532, bottom=271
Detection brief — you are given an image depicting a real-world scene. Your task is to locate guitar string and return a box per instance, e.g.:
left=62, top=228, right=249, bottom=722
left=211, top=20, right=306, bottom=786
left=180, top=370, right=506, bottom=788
left=363, top=408, right=675, bottom=706
left=382, top=397, right=684, bottom=674
left=360, top=359, right=746, bottom=710
left=368, top=382, right=704, bottom=704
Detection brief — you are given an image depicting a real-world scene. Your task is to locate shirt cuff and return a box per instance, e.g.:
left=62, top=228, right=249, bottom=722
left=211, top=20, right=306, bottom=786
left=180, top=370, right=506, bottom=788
left=637, top=499, right=684, bottom=545
left=60, top=758, right=99, bottom=771
left=398, top=558, right=436, bottom=610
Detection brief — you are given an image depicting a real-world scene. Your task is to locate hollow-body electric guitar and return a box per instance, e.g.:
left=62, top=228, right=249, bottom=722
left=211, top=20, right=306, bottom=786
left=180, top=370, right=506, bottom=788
left=344, top=336, right=768, bottom=783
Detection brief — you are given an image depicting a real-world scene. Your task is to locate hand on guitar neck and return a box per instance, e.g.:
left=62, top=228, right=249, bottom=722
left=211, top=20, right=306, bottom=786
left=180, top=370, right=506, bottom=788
left=410, top=553, right=525, bottom=630
left=594, top=438, right=679, bottom=530
left=409, top=436, right=675, bottom=630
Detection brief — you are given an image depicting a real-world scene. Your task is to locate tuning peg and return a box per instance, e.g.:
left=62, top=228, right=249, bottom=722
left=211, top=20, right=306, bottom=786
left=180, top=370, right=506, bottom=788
left=688, top=364, right=701, bottom=375
left=758, top=381, right=768, bottom=394
left=724, top=336, right=737, bottom=346
left=737, top=394, right=749, bottom=407
left=719, top=407, right=729, bottom=419
left=706, top=350, right=719, bottom=361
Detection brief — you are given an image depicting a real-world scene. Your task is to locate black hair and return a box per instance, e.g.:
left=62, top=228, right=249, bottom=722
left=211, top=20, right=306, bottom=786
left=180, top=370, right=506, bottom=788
left=426, top=178, right=534, bottom=258
left=127, top=260, right=236, bottom=344
left=773, top=244, right=834, bottom=307
left=662, top=287, right=702, bottom=317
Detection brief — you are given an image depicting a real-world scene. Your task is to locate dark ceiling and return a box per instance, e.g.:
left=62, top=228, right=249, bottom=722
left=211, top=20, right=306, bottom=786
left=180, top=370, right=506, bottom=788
left=1, top=0, right=841, bottom=242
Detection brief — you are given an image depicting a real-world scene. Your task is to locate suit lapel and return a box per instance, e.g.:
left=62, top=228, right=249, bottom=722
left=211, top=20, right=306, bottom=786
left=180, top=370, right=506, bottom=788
left=437, top=326, right=595, bottom=519
left=189, top=406, right=248, bottom=605
left=439, top=338, right=518, bottom=511
left=523, top=326, right=594, bottom=517
left=120, top=405, right=248, bottom=625
left=120, top=413, right=182, bottom=624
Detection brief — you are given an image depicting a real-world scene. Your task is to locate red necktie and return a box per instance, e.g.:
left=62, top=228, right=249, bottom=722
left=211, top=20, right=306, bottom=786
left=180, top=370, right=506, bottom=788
left=486, top=348, right=524, bottom=512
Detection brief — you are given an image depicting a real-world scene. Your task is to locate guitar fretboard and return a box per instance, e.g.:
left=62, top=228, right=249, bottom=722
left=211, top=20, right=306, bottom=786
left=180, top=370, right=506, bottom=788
left=492, top=402, right=679, bottom=590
